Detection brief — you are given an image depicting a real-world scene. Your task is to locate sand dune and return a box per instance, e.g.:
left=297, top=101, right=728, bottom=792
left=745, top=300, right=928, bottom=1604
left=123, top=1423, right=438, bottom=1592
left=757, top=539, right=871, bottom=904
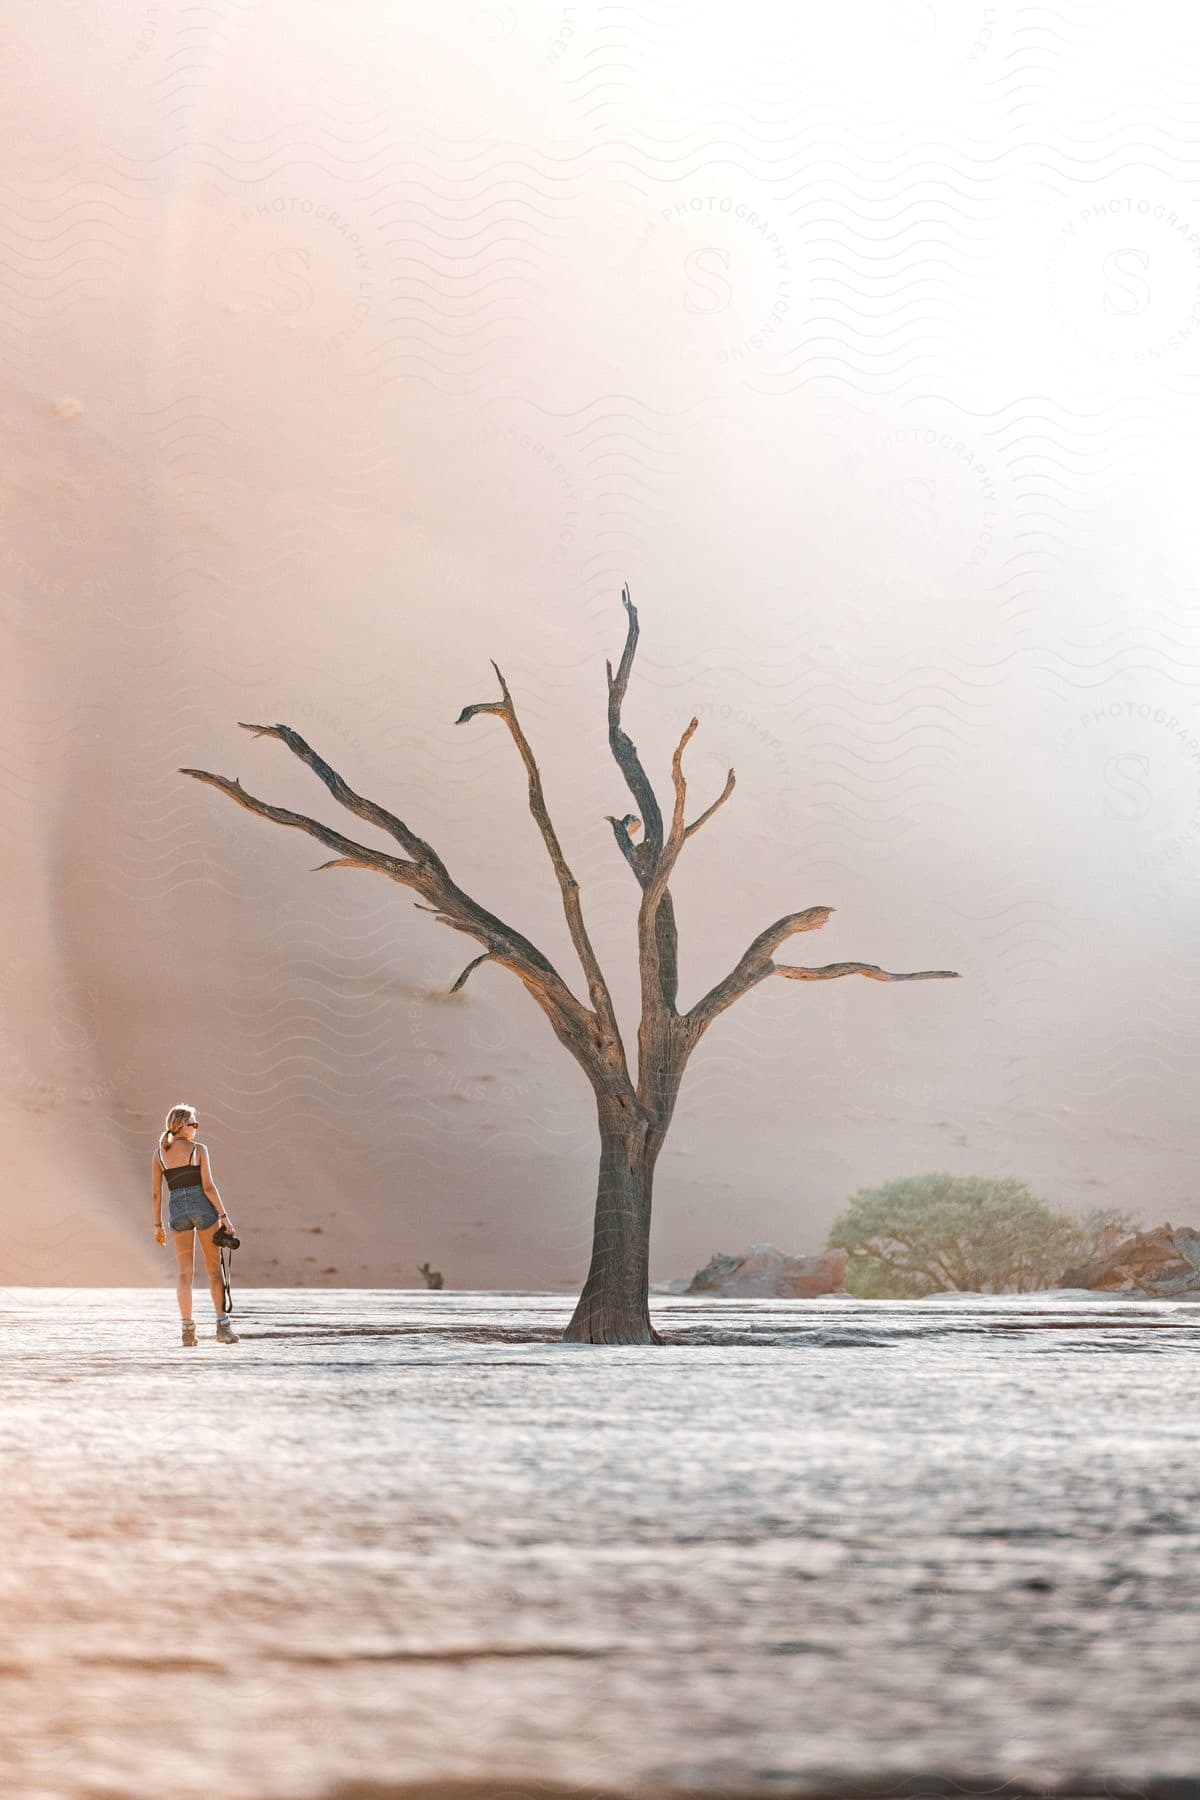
left=4, top=6, right=1198, bottom=1295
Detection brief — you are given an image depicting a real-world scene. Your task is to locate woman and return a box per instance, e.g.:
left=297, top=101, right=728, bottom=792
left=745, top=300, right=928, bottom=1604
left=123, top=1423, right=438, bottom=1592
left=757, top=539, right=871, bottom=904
left=152, top=1104, right=239, bottom=1346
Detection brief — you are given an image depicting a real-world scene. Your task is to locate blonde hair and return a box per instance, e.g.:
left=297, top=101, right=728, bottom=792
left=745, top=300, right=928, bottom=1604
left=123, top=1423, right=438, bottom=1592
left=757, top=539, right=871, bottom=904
left=159, top=1104, right=198, bottom=1156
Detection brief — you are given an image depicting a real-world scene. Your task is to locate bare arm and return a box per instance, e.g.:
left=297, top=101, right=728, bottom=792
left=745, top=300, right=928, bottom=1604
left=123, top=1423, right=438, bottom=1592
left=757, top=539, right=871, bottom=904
left=151, top=1154, right=163, bottom=1228
left=198, top=1144, right=231, bottom=1222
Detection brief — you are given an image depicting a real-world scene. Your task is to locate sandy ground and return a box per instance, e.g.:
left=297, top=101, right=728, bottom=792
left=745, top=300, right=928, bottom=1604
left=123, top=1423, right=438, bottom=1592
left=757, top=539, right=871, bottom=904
left=2, top=1289, right=1198, bottom=1800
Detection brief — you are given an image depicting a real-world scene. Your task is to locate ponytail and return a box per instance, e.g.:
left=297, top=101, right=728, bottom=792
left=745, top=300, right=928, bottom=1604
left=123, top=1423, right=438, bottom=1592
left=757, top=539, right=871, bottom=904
left=160, top=1105, right=197, bottom=1157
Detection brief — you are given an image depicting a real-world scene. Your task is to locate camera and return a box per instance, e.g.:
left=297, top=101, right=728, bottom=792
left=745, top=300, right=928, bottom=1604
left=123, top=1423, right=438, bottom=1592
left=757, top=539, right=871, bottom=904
left=213, top=1223, right=240, bottom=1250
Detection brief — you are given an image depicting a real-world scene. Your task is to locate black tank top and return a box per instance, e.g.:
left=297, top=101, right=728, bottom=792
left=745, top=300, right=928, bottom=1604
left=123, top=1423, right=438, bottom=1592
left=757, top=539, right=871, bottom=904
left=159, top=1142, right=204, bottom=1190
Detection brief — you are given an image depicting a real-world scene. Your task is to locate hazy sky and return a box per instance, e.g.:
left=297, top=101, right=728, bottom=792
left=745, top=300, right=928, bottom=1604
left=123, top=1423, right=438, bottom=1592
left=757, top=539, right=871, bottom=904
left=4, top=0, right=1200, bottom=1290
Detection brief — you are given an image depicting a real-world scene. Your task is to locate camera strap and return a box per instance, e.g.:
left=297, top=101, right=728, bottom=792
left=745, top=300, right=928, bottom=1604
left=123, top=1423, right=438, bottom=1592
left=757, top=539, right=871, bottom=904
left=219, top=1242, right=234, bottom=1316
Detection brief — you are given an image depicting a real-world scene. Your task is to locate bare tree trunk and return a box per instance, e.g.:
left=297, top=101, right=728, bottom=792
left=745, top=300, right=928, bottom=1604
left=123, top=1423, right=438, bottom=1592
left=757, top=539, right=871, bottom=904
left=564, top=1013, right=697, bottom=1344
left=563, top=1105, right=662, bottom=1345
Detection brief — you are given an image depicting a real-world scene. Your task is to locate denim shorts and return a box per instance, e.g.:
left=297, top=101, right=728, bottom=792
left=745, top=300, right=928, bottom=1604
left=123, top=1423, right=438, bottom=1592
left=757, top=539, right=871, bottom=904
left=168, top=1186, right=219, bottom=1232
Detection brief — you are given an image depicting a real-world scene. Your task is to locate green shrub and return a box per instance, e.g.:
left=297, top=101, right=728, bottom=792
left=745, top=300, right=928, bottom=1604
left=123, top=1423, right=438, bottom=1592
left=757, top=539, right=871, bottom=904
left=826, top=1172, right=1133, bottom=1297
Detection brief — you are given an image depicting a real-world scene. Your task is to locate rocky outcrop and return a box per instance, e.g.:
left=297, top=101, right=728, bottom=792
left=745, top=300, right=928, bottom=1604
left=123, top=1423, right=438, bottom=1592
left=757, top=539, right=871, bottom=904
left=1057, top=1222, right=1200, bottom=1296
left=681, top=1242, right=849, bottom=1299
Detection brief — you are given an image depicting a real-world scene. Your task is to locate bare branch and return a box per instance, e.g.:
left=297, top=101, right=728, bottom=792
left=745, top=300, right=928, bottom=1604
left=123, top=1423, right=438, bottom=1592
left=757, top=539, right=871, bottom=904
left=181, top=749, right=620, bottom=1093
left=774, top=962, right=962, bottom=983
left=413, top=904, right=467, bottom=928
left=667, top=716, right=699, bottom=845
left=605, top=598, right=703, bottom=1040
left=605, top=813, right=643, bottom=878
left=235, top=721, right=448, bottom=877
left=604, top=617, right=730, bottom=1038
left=450, top=952, right=492, bottom=993
left=456, top=661, right=630, bottom=1079
left=606, top=584, right=665, bottom=862
left=634, top=716, right=703, bottom=1036
left=684, top=768, right=736, bottom=840
left=641, top=717, right=698, bottom=910
left=687, top=905, right=837, bottom=1033
left=180, top=767, right=413, bottom=880
left=455, top=668, right=509, bottom=728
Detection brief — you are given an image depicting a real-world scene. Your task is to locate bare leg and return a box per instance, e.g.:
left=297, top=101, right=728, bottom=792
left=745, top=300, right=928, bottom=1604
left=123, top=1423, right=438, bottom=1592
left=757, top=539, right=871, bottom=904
left=198, top=1221, right=225, bottom=1318
left=171, top=1227, right=196, bottom=1320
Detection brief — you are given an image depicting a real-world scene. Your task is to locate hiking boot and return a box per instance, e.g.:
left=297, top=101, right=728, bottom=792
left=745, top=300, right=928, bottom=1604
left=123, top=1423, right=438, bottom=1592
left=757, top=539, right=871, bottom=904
left=215, top=1316, right=239, bottom=1344
left=181, top=1320, right=198, bottom=1348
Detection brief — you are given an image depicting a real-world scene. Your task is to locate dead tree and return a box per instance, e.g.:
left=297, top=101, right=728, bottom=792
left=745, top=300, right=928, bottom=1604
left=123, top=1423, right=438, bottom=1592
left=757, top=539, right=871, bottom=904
left=181, top=586, right=960, bottom=1345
